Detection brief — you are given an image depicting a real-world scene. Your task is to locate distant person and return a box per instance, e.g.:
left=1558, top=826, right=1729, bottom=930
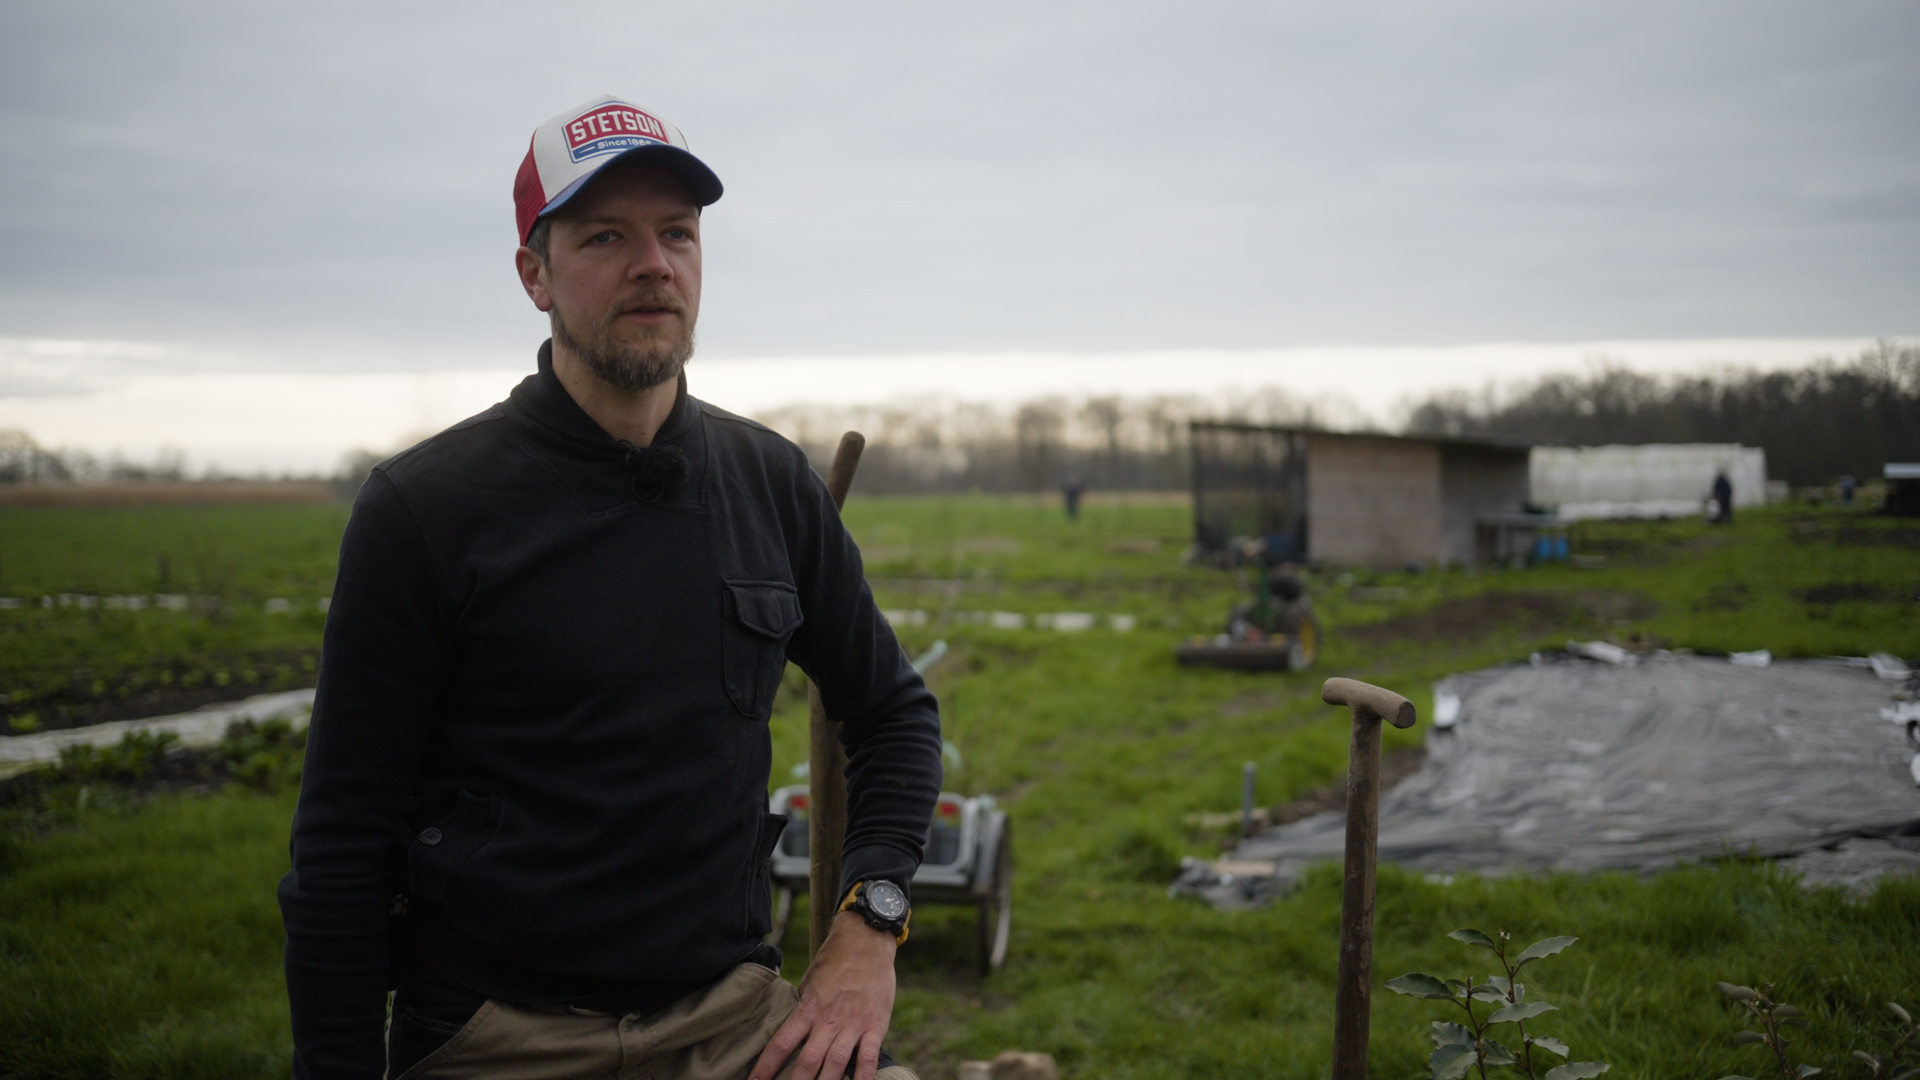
left=1839, top=474, right=1857, bottom=504
left=279, top=96, right=937, bottom=1080
left=1711, top=471, right=1734, bottom=524
left=1062, top=475, right=1084, bottom=520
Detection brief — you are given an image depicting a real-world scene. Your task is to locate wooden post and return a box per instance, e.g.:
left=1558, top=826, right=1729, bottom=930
left=808, top=432, right=865, bottom=959
left=1321, top=677, right=1417, bottom=1080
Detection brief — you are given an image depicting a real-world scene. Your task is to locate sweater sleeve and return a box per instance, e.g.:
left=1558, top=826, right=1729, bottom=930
left=279, top=470, right=449, bottom=1079
left=783, top=468, right=944, bottom=898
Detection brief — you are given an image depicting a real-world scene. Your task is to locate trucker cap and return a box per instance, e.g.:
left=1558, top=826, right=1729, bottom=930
left=513, top=95, right=723, bottom=245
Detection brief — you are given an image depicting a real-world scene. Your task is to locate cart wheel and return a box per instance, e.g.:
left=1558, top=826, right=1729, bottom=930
left=1287, top=614, right=1320, bottom=671
left=767, top=885, right=794, bottom=947
left=976, top=820, right=1012, bottom=975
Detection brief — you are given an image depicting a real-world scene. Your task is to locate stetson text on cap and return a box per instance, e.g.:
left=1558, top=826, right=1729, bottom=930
left=513, top=95, right=723, bottom=245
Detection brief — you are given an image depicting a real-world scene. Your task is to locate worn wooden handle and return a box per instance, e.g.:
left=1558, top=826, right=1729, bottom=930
left=824, top=431, right=865, bottom=509
left=1322, top=677, right=1417, bottom=729
left=808, top=431, right=865, bottom=959
left=1325, top=675, right=1416, bottom=1080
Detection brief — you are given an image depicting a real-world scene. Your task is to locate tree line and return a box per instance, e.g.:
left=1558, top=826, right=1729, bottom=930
left=1404, top=341, right=1918, bottom=487
left=0, top=430, right=189, bottom=484
left=6, top=343, right=1911, bottom=494
left=763, top=342, right=1917, bottom=493
left=754, top=388, right=1360, bottom=495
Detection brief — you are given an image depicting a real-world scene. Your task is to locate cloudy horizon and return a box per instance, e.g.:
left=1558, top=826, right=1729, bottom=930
left=2, top=334, right=1903, bottom=477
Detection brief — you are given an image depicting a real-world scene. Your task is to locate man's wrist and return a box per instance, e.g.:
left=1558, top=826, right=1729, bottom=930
left=831, top=909, right=900, bottom=951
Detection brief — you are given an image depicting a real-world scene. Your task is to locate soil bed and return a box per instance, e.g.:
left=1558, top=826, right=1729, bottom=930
left=1796, top=582, right=1920, bottom=605
left=1341, top=589, right=1658, bottom=648
left=1268, top=745, right=1427, bottom=826
left=3, top=650, right=318, bottom=734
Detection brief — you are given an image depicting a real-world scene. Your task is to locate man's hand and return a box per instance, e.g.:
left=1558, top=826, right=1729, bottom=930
left=751, top=909, right=898, bottom=1080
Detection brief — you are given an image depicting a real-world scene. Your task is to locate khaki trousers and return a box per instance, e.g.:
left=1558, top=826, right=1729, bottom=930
left=393, top=962, right=917, bottom=1080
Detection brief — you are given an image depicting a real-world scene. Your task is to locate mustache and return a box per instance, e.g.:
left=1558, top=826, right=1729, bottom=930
left=610, top=289, right=687, bottom=317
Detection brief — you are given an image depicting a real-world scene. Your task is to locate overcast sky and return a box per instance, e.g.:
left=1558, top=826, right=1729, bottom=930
left=0, top=2, right=1915, bottom=471
left=3, top=0, right=1915, bottom=368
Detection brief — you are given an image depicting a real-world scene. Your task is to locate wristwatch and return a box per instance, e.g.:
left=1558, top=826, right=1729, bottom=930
left=838, top=879, right=911, bottom=944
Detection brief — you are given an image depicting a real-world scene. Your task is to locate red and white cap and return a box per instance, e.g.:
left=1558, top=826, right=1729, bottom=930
left=513, top=94, right=723, bottom=245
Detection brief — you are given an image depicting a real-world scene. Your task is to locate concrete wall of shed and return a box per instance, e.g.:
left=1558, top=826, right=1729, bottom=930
left=1305, top=434, right=1442, bottom=567
left=1439, top=445, right=1533, bottom=565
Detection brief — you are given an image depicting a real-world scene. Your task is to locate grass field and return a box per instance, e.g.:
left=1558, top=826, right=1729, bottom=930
left=1, top=495, right=1916, bottom=1078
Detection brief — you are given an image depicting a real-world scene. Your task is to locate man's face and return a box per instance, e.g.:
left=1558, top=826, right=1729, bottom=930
left=516, top=163, right=703, bottom=392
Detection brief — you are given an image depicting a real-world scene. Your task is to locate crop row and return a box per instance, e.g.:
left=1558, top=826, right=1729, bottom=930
left=0, top=594, right=330, bottom=614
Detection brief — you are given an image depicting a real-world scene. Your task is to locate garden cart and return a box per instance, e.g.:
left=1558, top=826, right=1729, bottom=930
left=767, top=785, right=1013, bottom=975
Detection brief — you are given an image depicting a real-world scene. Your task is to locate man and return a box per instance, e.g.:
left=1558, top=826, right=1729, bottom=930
left=279, top=95, right=942, bottom=1080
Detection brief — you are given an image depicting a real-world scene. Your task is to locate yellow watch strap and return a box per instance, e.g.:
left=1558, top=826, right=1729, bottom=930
left=838, top=882, right=911, bottom=945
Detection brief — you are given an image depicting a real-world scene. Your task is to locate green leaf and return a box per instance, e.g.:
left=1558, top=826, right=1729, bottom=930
left=1430, top=1042, right=1478, bottom=1080
left=1781, top=1018, right=1810, bottom=1029
left=1797, top=1066, right=1820, bottom=1078
left=1717, top=983, right=1760, bottom=1002
left=1850, top=1052, right=1878, bottom=1067
left=1733, top=1031, right=1767, bottom=1046
left=1489, top=1001, right=1558, bottom=1025
left=1432, top=1022, right=1478, bottom=1048
left=1774, top=1005, right=1806, bottom=1019
left=1447, top=979, right=1473, bottom=998
left=1514, top=936, right=1579, bottom=967
left=1389, top=974, right=1455, bottom=1000
left=1449, top=928, right=1499, bottom=950
left=1488, top=976, right=1526, bottom=1001
left=1544, top=1063, right=1611, bottom=1080
left=1530, top=1036, right=1570, bottom=1058
left=1481, top=1039, right=1520, bottom=1067
left=1472, top=984, right=1509, bottom=1003
left=1890, top=1002, right=1913, bottom=1025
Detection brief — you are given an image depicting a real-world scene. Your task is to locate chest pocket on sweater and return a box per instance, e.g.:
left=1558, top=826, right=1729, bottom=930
left=722, top=581, right=803, bottom=719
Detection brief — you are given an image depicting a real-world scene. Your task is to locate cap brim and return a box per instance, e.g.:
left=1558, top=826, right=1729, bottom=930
left=540, top=143, right=723, bottom=223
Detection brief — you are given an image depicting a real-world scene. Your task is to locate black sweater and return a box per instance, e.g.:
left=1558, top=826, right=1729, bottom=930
left=278, top=344, right=942, bottom=1078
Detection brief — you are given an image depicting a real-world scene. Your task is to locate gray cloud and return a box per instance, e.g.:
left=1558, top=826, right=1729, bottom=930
left=1, top=0, right=1915, bottom=370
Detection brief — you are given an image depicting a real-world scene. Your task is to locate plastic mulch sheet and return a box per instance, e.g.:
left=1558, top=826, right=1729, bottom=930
left=1181, top=654, right=1920, bottom=907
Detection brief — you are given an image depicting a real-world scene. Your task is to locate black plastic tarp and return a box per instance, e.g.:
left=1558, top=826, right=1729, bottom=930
left=1185, top=655, right=1920, bottom=905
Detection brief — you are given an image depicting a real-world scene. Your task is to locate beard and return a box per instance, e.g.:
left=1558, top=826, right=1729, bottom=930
left=551, top=288, right=695, bottom=393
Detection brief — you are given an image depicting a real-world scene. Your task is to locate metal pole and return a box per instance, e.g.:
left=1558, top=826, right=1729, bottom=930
left=1240, top=761, right=1257, bottom=838
left=808, top=432, right=865, bottom=959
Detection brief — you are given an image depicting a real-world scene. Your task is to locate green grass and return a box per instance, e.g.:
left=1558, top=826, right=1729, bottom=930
left=0, top=505, right=349, bottom=599
left=0, top=787, right=299, bottom=1078
left=2, top=496, right=1917, bottom=1078
left=0, top=506, right=346, bottom=730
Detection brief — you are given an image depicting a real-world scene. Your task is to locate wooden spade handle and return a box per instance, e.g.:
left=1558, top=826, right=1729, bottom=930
left=1324, top=677, right=1418, bottom=1080
left=1322, top=676, right=1417, bottom=729
left=808, top=432, right=865, bottom=959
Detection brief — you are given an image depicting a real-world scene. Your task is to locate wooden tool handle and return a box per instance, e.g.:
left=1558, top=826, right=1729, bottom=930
left=824, top=431, right=865, bottom=509
left=1325, top=676, right=1417, bottom=1080
left=1321, top=676, right=1417, bottom=729
left=808, top=431, right=865, bottom=959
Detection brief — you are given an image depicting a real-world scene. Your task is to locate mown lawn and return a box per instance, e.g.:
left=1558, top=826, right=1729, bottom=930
left=1, top=495, right=1916, bottom=1078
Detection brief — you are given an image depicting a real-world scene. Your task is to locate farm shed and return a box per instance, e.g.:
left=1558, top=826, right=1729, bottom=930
left=1886, top=463, right=1920, bottom=517
left=1189, top=422, right=1538, bottom=568
left=1530, top=443, right=1768, bottom=520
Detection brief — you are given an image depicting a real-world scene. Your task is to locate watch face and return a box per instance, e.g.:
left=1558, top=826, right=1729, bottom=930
left=866, top=880, right=907, bottom=920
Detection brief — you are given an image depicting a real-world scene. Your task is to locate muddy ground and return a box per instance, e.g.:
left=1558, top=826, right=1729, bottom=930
left=1341, top=589, right=1659, bottom=648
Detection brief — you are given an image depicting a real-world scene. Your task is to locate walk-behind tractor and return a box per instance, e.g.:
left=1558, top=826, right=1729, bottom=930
left=767, top=786, right=1013, bottom=974
left=1176, top=544, right=1321, bottom=672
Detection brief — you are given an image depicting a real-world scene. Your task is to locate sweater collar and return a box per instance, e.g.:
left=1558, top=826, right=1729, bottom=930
left=506, top=339, right=707, bottom=512
left=512, top=339, right=696, bottom=450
